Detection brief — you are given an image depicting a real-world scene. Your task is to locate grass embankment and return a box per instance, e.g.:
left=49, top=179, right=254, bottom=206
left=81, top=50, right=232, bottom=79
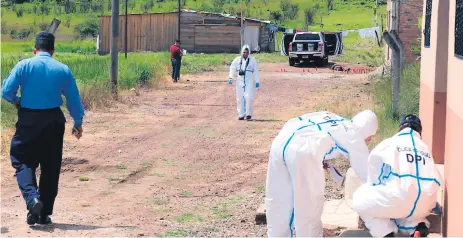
left=335, top=32, right=385, bottom=67
left=1, top=0, right=386, bottom=41
left=371, top=64, right=420, bottom=143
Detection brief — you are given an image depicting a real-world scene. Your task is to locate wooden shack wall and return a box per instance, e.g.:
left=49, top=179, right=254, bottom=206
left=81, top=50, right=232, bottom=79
left=99, top=13, right=178, bottom=54
left=99, top=12, right=275, bottom=54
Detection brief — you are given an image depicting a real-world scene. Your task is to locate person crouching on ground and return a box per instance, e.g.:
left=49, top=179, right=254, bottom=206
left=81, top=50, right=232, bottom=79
left=352, top=114, right=441, bottom=237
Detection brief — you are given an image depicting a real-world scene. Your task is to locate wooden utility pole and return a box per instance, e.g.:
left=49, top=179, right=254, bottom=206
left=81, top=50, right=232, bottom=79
left=240, top=0, right=243, bottom=48
left=178, top=0, right=181, bottom=41
left=110, top=0, right=119, bottom=97
left=125, top=0, right=128, bottom=59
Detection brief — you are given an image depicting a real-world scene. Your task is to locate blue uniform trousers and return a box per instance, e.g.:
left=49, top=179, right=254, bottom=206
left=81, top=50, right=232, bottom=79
left=10, top=107, right=65, bottom=216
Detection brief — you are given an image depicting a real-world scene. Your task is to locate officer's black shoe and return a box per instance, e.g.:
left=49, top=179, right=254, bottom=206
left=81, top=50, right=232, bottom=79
left=37, top=215, right=52, bottom=225
left=238, top=117, right=244, bottom=120
left=246, top=116, right=252, bottom=120
left=26, top=198, right=43, bottom=225
left=411, top=222, right=429, bottom=237
left=384, top=232, right=394, bottom=237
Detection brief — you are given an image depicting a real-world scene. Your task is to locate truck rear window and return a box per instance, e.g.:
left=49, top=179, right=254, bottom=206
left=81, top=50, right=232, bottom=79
left=294, top=34, right=320, bottom=41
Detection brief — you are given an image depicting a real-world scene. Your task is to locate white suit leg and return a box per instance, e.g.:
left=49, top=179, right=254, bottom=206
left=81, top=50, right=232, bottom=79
left=245, top=76, right=255, bottom=117
left=353, top=184, right=401, bottom=237
left=266, top=141, right=294, bottom=237
left=235, top=78, right=245, bottom=117
left=287, top=152, right=325, bottom=237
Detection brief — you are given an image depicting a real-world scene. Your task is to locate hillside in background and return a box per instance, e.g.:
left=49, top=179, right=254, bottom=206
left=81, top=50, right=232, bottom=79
left=1, top=0, right=386, bottom=42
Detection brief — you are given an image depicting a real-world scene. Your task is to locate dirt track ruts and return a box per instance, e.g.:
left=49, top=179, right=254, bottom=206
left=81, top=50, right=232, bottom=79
left=1, top=62, right=374, bottom=237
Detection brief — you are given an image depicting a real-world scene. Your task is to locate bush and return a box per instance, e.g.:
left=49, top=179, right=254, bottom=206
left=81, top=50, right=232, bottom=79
left=15, top=7, right=24, bottom=17
left=1, top=21, right=10, bottom=34
left=269, top=11, right=283, bottom=23
left=74, top=17, right=99, bottom=39
left=280, top=0, right=299, bottom=20
left=141, top=0, right=154, bottom=13
left=10, top=27, right=35, bottom=40
left=304, top=8, right=315, bottom=25
left=40, top=5, right=51, bottom=15
left=38, top=22, right=49, bottom=31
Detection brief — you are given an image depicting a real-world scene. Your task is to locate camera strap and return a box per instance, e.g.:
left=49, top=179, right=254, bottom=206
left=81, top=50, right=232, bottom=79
left=239, top=57, right=250, bottom=71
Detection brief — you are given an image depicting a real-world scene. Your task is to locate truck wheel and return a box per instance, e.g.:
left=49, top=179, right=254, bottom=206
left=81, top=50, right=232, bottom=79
left=289, top=59, right=295, bottom=66
left=317, top=58, right=324, bottom=67
left=324, top=57, right=329, bottom=65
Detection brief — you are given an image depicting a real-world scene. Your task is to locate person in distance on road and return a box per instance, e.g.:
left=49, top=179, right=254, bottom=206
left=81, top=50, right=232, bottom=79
left=1, top=32, right=85, bottom=226
left=352, top=114, right=441, bottom=238
left=170, top=39, right=183, bottom=83
left=228, top=45, right=261, bottom=121
left=265, top=110, right=378, bottom=237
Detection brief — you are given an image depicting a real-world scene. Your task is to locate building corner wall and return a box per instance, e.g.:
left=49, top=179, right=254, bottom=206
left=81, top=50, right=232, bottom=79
left=443, top=0, right=463, bottom=235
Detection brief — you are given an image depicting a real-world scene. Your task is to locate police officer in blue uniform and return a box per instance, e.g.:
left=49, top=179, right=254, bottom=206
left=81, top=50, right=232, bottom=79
left=1, top=32, right=85, bottom=225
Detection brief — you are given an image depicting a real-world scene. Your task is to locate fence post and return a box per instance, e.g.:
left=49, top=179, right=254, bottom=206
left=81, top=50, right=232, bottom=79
left=110, top=0, right=119, bottom=98
left=383, top=31, right=403, bottom=119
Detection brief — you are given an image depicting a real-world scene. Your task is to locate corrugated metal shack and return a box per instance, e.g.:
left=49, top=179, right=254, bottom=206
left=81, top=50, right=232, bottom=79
left=98, top=10, right=276, bottom=54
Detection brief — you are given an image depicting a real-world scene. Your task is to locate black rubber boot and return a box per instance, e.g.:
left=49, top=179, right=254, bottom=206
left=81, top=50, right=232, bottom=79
left=246, top=116, right=252, bottom=120
left=238, top=117, right=244, bottom=120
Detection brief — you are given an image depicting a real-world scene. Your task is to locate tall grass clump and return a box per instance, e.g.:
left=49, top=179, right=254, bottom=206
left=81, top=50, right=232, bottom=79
left=372, top=63, right=421, bottom=141
left=1, top=41, right=97, bottom=54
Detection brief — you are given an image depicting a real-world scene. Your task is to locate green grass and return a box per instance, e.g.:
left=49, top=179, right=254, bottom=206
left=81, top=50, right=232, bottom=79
left=211, top=196, right=244, bottom=220
left=159, top=229, right=188, bottom=237
left=335, top=32, right=385, bottom=67
left=175, top=213, right=204, bottom=223
left=1, top=0, right=386, bottom=41
left=79, top=176, right=90, bottom=181
left=371, top=63, right=421, bottom=143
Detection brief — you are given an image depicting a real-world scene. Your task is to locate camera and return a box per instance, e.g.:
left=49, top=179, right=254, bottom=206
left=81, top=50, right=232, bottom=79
left=238, top=70, right=245, bottom=76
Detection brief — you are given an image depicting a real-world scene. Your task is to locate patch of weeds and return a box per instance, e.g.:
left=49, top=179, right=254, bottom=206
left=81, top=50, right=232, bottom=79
left=211, top=196, right=244, bottom=220
left=160, top=143, right=170, bottom=148
left=162, top=158, right=178, bottom=166
left=154, top=207, right=171, bottom=213
left=152, top=198, right=169, bottom=205
left=176, top=213, right=204, bottom=223
left=180, top=191, right=193, bottom=198
left=108, top=176, right=122, bottom=184
left=116, top=165, right=128, bottom=170
left=81, top=204, right=91, bottom=207
left=256, top=185, right=265, bottom=192
left=79, top=176, right=90, bottom=181
left=175, top=174, right=186, bottom=180
left=142, top=162, right=152, bottom=168
left=149, top=172, right=166, bottom=177
left=159, top=229, right=187, bottom=237
left=100, top=191, right=115, bottom=196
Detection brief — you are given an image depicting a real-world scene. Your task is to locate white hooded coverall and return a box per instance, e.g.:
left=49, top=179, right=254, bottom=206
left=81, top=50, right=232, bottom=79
left=353, top=128, right=441, bottom=237
left=228, top=45, right=260, bottom=118
left=266, top=110, right=378, bottom=237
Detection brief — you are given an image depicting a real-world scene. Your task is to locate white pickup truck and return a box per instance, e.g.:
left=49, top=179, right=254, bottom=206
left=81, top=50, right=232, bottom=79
left=281, top=31, right=344, bottom=67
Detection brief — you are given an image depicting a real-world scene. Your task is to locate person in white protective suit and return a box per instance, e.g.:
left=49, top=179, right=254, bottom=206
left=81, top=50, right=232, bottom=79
left=352, top=114, right=441, bottom=238
left=265, top=110, right=378, bottom=237
left=228, top=45, right=260, bottom=121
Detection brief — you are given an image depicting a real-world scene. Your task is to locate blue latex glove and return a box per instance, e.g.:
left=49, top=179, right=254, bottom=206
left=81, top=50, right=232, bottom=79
left=228, top=78, right=233, bottom=84
left=256, top=82, right=260, bottom=88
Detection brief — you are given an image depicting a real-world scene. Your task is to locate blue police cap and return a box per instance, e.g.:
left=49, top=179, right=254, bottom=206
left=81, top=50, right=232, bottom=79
left=35, top=32, right=55, bottom=50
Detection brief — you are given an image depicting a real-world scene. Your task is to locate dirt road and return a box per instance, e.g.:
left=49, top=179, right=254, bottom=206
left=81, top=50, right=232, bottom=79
left=1, top=62, right=374, bottom=237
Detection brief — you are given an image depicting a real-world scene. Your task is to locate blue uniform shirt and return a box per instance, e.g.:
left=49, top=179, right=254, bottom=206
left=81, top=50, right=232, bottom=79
left=2, top=52, right=85, bottom=128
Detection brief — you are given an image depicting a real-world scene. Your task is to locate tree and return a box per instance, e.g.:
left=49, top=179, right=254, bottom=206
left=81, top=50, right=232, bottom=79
left=269, top=10, right=282, bottom=23
left=280, top=0, right=298, bottom=20
left=326, top=0, right=334, bottom=12
left=304, top=8, right=315, bottom=26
